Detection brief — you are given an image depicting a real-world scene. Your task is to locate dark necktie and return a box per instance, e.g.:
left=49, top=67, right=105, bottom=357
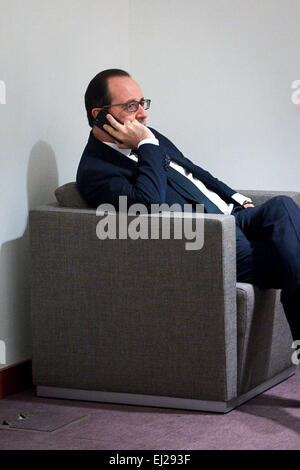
left=165, top=161, right=223, bottom=214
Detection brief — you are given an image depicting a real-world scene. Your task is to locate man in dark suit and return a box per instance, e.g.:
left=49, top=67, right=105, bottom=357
left=77, top=69, right=300, bottom=343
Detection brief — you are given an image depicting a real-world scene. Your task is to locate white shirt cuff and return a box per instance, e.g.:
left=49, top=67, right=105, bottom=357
left=137, top=137, right=159, bottom=148
left=232, top=193, right=253, bottom=205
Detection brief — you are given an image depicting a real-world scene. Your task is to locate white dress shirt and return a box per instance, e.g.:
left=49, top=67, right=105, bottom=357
left=103, top=138, right=251, bottom=214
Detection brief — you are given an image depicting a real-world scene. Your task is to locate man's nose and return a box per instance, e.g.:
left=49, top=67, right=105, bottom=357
left=136, top=104, right=147, bottom=119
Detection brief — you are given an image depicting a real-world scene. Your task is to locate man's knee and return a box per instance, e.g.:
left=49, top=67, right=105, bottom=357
left=268, top=195, right=298, bottom=213
left=270, top=195, right=295, bottom=205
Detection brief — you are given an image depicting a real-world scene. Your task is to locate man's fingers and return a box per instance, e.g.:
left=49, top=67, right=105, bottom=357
left=103, top=123, right=118, bottom=136
left=106, top=113, right=123, bottom=130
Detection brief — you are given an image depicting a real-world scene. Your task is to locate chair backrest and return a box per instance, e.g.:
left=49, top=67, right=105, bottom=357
left=55, top=182, right=90, bottom=209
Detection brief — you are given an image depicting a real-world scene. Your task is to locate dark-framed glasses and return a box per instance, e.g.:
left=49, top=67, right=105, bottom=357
left=101, top=98, right=151, bottom=113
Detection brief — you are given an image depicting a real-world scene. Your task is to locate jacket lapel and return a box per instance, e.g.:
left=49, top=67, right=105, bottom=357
left=87, top=131, right=138, bottom=171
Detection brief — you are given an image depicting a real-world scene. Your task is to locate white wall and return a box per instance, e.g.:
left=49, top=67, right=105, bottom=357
left=130, top=0, right=300, bottom=190
left=0, top=0, right=299, bottom=369
left=0, top=0, right=130, bottom=368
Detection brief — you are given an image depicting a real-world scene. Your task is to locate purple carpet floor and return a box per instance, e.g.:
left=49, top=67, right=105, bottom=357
left=1, top=368, right=300, bottom=450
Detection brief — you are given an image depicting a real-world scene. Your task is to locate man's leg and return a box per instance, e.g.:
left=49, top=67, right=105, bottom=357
left=281, top=288, right=300, bottom=341
left=233, top=196, right=300, bottom=340
left=234, top=224, right=283, bottom=289
left=234, top=196, right=300, bottom=294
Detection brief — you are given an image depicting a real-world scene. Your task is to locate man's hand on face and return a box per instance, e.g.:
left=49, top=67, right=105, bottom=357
left=103, top=114, right=155, bottom=149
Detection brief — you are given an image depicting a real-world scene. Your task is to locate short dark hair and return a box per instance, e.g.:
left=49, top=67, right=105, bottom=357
left=84, top=69, right=131, bottom=127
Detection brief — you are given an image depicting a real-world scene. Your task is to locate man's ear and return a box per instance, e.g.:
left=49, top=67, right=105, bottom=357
left=91, top=108, right=100, bottom=119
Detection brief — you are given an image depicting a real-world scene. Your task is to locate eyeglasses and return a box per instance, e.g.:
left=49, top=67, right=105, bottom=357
left=100, top=98, right=151, bottom=113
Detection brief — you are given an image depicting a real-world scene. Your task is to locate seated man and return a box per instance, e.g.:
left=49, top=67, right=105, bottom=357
left=76, top=69, right=300, bottom=343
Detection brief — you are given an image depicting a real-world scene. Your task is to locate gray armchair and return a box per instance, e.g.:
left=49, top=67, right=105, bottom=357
left=29, top=184, right=299, bottom=412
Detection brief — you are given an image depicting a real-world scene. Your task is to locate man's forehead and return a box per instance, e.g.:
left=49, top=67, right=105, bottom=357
left=108, top=76, right=143, bottom=102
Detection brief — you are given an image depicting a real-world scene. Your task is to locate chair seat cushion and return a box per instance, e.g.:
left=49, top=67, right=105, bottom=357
left=236, top=282, right=292, bottom=394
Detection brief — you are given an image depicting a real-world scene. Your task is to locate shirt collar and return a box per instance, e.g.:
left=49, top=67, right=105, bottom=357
left=102, top=141, right=137, bottom=162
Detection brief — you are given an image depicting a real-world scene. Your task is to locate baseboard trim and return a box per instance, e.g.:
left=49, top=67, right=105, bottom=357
left=36, top=366, right=296, bottom=413
left=0, top=359, right=33, bottom=399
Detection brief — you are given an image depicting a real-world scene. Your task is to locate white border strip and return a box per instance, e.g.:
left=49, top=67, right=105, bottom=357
left=37, top=367, right=295, bottom=413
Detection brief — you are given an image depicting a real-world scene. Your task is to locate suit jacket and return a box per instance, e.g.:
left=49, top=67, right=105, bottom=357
left=76, top=128, right=240, bottom=211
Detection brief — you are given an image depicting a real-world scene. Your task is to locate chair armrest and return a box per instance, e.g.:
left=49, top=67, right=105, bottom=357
left=236, top=190, right=300, bottom=208
left=29, top=205, right=238, bottom=401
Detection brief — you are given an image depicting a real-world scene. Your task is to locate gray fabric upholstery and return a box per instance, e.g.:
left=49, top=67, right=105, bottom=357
left=236, top=284, right=292, bottom=394
left=236, top=189, right=300, bottom=208
left=30, top=189, right=299, bottom=410
left=55, top=182, right=89, bottom=208
left=30, top=208, right=237, bottom=401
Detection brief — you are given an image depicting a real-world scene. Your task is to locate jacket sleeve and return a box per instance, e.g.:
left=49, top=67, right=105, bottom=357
left=77, top=143, right=168, bottom=209
left=191, top=165, right=237, bottom=202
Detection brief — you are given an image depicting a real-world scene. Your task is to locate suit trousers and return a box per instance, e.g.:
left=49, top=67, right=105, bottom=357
left=232, top=195, right=300, bottom=340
